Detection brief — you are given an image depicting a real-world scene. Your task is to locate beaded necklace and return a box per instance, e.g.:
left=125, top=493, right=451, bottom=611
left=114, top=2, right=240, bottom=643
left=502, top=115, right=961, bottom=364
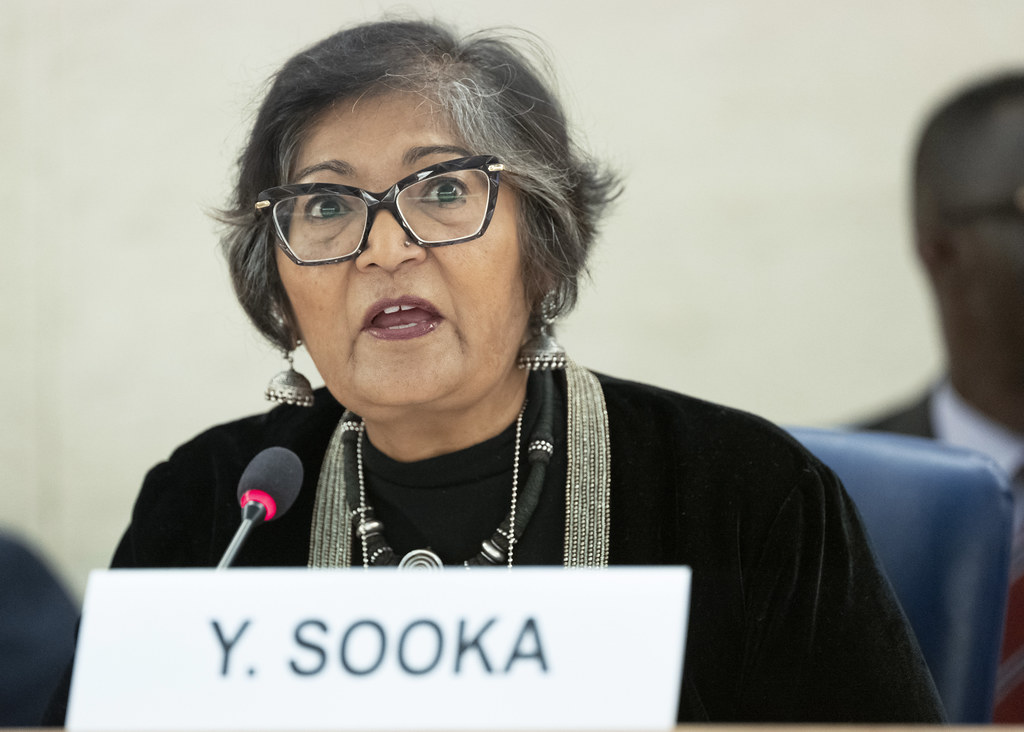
left=345, top=371, right=554, bottom=569
left=307, top=360, right=611, bottom=569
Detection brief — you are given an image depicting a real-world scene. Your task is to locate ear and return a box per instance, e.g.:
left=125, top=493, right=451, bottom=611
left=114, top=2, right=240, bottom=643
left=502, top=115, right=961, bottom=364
left=269, top=288, right=303, bottom=351
left=915, top=222, right=957, bottom=276
left=912, top=182, right=959, bottom=275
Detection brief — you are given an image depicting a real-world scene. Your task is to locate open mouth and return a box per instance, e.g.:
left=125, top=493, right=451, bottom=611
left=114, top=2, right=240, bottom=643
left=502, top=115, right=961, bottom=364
left=363, top=298, right=442, bottom=341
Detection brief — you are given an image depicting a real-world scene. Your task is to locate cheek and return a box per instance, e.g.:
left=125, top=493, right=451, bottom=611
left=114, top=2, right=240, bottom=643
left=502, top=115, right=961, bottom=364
left=481, top=250, right=531, bottom=341
left=438, top=242, right=529, bottom=350
left=276, top=253, right=352, bottom=341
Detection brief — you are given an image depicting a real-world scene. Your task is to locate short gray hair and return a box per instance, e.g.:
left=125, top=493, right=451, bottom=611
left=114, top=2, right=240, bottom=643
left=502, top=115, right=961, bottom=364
left=219, top=19, right=620, bottom=351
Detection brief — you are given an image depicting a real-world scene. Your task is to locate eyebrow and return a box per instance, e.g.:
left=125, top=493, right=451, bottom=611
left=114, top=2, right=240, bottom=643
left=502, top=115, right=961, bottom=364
left=292, top=145, right=475, bottom=184
left=292, top=159, right=353, bottom=181
left=403, top=145, right=474, bottom=165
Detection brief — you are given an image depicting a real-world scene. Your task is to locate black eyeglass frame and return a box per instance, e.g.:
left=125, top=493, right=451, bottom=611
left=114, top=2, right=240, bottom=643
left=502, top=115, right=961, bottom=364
left=255, top=155, right=506, bottom=266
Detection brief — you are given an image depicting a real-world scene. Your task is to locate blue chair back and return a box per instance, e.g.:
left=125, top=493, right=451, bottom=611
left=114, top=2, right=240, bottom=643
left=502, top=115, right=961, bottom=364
left=788, top=427, right=1013, bottom=724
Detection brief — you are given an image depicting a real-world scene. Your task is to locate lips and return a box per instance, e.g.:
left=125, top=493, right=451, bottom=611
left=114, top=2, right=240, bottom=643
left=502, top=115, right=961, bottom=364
left=363, top=297, right=442, bottom=341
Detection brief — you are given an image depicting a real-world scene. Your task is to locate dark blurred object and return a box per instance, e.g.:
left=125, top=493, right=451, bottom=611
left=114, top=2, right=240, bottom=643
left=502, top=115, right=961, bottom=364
left=0, top=531, right=78, bottom=727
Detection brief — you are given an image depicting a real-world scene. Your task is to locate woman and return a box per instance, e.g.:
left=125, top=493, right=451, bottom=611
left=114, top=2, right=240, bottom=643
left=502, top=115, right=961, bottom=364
left=105, top=19, right=941, bottom=722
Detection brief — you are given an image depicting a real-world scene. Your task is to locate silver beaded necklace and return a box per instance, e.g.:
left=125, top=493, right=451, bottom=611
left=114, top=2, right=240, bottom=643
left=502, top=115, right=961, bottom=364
left=350, top=400, right=528, bottom=569
left=307, top=360, right=611, bottom=569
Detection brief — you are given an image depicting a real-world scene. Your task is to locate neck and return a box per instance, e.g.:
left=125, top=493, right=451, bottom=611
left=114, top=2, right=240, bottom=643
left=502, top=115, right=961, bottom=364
left=943, top=302, right=1024, bottom=434
left=949, top=364, right=1024, bottom=435
left=359, top=369, right=530, bottom=462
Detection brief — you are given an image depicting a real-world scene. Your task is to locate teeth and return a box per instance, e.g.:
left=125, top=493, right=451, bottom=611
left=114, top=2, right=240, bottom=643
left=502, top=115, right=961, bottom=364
left=388, top=323, right=417, bottom=330
left=382, top=304, right=418, bottom=314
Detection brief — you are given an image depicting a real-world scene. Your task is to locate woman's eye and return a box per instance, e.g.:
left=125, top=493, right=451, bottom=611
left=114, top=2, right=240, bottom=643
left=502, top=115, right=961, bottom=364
left=305, top=195, right=349, bottom=219
left=424, top=178, right=466, bottom=206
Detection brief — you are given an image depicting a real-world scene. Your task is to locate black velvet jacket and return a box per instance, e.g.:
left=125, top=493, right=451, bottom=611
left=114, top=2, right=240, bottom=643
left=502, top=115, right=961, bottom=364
left=105, top=372, right=943, bottom=723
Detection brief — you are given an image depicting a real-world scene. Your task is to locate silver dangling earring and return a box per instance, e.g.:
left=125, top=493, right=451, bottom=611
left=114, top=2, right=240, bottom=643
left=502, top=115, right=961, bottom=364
left=265, top=342, right=315, bottom=407
left=517, top=293, right=567, bottom=371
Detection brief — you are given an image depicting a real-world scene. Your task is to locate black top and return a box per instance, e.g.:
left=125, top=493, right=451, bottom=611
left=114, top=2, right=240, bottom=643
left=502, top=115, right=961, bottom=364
left=355, top=369, right=561, bottom=564
left=64, top=372, right=944, bottom=723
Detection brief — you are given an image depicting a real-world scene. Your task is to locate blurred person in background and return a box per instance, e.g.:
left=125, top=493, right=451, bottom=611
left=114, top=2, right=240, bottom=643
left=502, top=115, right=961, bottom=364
left=859, top=72, right=1024, bottom=722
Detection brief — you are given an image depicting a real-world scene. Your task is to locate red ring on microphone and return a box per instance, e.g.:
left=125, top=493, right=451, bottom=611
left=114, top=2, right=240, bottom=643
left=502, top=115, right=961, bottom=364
left=239, top=489, right=278, bottom=521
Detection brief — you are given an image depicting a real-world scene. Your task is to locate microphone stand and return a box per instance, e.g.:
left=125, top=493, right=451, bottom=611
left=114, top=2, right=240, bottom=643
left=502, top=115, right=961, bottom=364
left=216, top=501, right=268, bottom=569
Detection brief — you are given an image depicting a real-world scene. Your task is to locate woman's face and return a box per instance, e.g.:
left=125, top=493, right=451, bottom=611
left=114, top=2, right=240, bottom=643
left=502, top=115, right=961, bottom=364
left=277, top=93, right=530, bottom=444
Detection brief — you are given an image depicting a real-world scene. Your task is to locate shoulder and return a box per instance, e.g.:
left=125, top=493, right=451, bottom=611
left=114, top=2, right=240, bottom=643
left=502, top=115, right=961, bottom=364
left=146, top=386, right=345, bottom=505
left=168, top=388, right=342, bottom=457
left=594, top=371, right=840, bottom=561
left=154, top=388, right=344, bottom=480
left=592, top=372, right=944, bottom=722
left=858, top=391, right=934, bottom=437
left=596, top=371, right=814, bottom=476
left=113, top=389, right=344, bottom=567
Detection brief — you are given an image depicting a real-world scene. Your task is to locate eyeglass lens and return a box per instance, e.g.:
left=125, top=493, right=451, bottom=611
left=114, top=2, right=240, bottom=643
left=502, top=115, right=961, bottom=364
left=273, top=168, right=491, bottom=262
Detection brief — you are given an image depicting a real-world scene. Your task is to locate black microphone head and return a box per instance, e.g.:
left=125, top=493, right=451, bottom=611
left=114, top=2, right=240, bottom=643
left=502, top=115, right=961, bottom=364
left=236, top=447, right=303, bottom=521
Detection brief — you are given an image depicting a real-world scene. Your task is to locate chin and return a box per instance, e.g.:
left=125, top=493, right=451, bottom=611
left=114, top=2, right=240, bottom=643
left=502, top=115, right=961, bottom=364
left=336, top=369, right=465, bottom=414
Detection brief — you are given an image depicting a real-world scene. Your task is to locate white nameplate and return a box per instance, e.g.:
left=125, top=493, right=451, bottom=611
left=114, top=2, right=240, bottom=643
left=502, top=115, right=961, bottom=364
left=67, top=566, right=690, bottom=731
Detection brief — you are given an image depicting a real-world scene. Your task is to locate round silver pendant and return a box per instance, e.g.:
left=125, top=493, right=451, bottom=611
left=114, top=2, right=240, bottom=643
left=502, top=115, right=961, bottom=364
left=398, top=549, right=444, bottom=570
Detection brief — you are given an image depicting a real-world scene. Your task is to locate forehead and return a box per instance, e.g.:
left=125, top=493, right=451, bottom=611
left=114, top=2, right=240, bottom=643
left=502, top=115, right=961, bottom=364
left=933, top=100, right=1024, bottom=205
left=292, top=92, right=464, bottom=184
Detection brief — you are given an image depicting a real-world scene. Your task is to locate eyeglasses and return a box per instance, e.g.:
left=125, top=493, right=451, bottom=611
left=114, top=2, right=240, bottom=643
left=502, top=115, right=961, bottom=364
left=255, top=155, right=505, bottom=266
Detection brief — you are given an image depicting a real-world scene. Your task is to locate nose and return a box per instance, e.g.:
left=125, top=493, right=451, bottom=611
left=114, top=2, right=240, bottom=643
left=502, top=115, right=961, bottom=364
left=355, top=209, right=426, bottom=273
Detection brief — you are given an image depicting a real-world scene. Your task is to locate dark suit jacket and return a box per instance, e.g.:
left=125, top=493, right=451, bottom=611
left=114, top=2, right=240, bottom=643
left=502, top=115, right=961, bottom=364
left=0, top=533, right=78, bottom=727
left=860, top=392, right=935, bottom=438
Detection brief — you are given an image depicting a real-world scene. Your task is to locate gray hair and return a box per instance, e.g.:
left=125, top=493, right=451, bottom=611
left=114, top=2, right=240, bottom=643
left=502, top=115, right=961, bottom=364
left=219, top=19, right=620, bottom=351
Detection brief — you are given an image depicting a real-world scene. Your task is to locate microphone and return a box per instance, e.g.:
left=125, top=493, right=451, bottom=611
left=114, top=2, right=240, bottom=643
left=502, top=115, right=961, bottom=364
left=216, top=447, right=303, bottom=569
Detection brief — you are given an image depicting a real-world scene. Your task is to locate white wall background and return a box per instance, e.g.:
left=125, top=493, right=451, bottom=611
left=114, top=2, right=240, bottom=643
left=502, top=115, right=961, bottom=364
left=4, top=0, right=1023, bottom=600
